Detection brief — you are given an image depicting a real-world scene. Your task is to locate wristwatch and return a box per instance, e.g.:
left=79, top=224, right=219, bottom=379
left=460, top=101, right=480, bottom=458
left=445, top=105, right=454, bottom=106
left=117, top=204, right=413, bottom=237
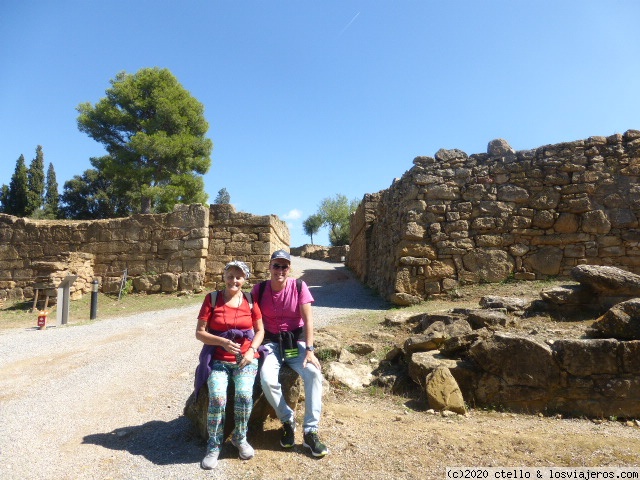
left=305, top=345, right=315, bottom=352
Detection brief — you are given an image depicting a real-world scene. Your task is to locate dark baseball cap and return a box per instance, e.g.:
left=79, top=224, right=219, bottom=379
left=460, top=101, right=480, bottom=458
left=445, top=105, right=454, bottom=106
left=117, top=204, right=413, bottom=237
left=270, top=249, right=291, bottom=262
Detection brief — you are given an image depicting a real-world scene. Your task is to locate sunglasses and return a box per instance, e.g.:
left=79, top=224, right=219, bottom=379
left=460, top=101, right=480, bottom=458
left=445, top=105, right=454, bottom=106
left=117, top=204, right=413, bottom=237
left=271, top=263, right=290, bottom=270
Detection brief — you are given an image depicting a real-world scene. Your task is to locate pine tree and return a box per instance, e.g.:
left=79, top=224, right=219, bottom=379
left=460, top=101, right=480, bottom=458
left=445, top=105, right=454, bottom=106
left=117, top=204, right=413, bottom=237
left=26, top=145, right=46, bottom=216
left=77, top=67, right=213, bottom=214
left=7, top=155, right=29, bottom=216
left=44, top=162, right=60, bottom=219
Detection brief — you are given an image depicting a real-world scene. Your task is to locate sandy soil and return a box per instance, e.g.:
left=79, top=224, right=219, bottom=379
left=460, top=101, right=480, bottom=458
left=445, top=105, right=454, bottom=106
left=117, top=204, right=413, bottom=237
left=1, top=258, right=639, bottom=479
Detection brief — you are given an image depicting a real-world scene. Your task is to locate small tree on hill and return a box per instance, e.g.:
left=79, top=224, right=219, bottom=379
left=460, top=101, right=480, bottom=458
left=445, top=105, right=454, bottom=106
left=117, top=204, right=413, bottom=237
left=303, top=213, right=323, bottom=245
left=214, top=188, right=231, bottom=204
left=316, top=194, right=359, bottom=246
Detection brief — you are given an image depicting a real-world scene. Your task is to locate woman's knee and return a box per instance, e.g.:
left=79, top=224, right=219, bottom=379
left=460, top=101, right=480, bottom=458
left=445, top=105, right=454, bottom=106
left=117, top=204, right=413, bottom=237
left=209, top=394, right=227, bottom=409
left=302, top=365, right=323, bottom=383
left=260, top=375, right=280, bottom=390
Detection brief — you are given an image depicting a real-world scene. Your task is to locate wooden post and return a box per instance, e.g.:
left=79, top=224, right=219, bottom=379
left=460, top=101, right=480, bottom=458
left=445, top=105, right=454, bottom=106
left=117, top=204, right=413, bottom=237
left=31, top=289, right=40, bottom=313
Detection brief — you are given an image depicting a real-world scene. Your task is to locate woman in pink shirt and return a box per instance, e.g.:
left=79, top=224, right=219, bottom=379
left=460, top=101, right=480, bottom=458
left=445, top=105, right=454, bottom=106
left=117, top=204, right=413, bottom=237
left=251, top=250, right=328, bottom=458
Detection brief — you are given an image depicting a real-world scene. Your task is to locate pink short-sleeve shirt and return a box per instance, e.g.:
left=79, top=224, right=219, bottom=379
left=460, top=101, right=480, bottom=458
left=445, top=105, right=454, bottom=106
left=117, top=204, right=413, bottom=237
left=251, top=278, right=314, bottom=333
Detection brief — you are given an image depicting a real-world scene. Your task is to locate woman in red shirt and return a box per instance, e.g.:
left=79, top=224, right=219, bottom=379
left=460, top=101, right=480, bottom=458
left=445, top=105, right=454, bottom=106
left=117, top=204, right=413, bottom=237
left=195, top=260, right=264, bottom=470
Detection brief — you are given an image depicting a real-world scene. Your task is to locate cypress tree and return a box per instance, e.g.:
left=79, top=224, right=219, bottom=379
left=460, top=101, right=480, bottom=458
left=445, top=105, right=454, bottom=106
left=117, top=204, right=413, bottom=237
left=44, top=162, right=60, bottom=219
left=27, top=145, right=46, bottom=216
left=0, top=185, right=9, bottom=213
left=7, top=155, right=29, bottom=216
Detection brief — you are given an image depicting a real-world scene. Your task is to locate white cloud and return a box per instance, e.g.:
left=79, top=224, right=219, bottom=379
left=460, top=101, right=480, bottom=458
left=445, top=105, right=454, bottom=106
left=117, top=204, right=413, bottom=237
left=282, top=209, right=302, bottom=220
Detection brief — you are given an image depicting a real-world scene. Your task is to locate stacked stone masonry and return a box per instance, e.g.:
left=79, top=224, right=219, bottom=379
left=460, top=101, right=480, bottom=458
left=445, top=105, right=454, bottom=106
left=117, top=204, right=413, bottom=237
left=0, top=203, right=289, bottom=303
left=348, top=129, right=640, bottom=305
left=206, top=203, right=289, bottom=290
left=291, top=244, right=349, bottom=263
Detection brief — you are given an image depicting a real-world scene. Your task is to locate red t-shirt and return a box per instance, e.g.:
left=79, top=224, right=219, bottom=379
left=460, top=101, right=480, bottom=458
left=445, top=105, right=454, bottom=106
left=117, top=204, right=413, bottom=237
left=197, top=292, right=262, bottom=362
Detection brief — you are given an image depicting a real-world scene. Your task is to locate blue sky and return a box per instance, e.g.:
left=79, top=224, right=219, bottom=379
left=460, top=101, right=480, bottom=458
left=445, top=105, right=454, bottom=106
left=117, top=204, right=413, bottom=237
left=2, top=1, right=640, bottom=247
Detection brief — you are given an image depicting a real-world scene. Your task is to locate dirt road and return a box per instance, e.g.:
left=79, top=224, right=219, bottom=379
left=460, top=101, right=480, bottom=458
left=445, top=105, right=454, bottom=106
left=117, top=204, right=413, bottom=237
left=0, top=257, right=385, bottom=479
left=2, top=257, right=640, bottom=479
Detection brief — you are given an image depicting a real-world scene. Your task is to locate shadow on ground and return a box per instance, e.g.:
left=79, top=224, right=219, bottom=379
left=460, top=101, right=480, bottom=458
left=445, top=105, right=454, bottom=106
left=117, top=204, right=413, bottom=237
left=298, top=266, right=389, bottom=311
left=82, top=416, right=203, bottom=465
left=82, top=416, right=317, bottom=464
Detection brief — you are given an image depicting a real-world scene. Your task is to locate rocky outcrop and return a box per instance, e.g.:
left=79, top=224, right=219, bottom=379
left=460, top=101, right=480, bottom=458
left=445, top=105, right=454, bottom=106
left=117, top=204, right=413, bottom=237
left=370, top=265, right=640, bottom=418
left=536, top=265, right=640, bottom=316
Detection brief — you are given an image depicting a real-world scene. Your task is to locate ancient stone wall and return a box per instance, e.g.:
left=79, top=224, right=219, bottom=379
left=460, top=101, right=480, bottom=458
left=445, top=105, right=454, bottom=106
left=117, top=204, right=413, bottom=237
left=458, top=334, right=640, bottom=418
left=291, top=244, right=349, bottom=263
left=348, top=130, right=640, bottom=305
left=206, top=204, right=289, bottom=289
left=0, top=203, right=289, bottom=303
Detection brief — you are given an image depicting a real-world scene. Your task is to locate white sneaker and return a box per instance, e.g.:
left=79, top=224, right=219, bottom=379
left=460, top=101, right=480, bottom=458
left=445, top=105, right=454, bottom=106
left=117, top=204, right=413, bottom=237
left=201, top=450, right=219, bottom=469
left=231, top=437, right=255, bottom=460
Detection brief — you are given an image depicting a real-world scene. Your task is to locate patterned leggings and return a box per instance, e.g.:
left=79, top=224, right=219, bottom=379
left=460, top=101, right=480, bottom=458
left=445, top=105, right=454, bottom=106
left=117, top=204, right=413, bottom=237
left=206, top=359, right=258, bottom=453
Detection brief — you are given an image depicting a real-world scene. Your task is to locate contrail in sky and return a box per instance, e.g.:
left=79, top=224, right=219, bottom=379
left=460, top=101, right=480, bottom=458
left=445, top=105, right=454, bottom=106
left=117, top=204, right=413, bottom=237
left=338, top=12, right=360, bottom=37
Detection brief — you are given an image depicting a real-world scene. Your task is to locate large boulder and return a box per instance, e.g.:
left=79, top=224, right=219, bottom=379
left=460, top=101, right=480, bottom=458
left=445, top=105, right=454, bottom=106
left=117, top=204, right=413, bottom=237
left=479, top=296, right=530, bottom=312
left=325, top=362, right=373, bottom=390
left=408, top=351, right=458, bottom=388
left=469, top=332, right=560, bottom=389
left=571, top=265, right=640, bottom=296
left=468, top=332, right=561, bottom=411
left=589, top=299, right=640, bottom=340
left=552, top=339, right=620, bottom=376
left=404, top=319, right=472, bottom=353
left=184, top=364, right=301, bottom=440
left=425, top=366, right=467, bottom=415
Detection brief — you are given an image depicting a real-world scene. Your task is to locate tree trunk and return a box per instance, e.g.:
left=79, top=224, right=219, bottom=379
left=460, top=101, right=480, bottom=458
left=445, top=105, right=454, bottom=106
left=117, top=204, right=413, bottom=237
left=140, top=196, right=152, bottom=214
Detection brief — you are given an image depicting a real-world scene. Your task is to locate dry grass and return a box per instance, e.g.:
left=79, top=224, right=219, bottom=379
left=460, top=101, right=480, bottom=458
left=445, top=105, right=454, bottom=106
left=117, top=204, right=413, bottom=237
left=0, top=291, right=204, bottom=331
left=3, top=276, right=640, bottom=478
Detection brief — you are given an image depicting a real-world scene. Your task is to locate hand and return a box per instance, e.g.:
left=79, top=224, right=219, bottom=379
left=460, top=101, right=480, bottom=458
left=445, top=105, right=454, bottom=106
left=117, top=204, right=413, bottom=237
left=223, top=339, right=240, bottom=355
left=303, top=350, right=321, bottom=370
left=238, top=349, right=254, bottom=368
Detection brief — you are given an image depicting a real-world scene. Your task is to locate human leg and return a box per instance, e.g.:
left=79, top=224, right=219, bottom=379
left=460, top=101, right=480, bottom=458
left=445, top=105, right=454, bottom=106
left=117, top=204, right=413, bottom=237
left=230, top=359, right=258, bottom=459
left=286, top=343, right=323, bottom=432
left=287, top=343, right=328, bottom=457
left=260, top=343, right=296, bottom=447
left=259, top=343, right=295, bottom=424
left=203, top=361, right=231, bottom=468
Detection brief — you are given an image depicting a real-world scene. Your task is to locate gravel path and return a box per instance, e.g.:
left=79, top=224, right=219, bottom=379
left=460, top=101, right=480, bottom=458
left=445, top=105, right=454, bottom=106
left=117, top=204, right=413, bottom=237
left=0, top=257, right=387, bottom=479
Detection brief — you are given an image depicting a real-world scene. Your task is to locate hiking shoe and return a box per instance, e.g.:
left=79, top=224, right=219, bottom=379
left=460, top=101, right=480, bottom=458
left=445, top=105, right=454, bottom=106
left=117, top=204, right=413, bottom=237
left=231, top=437, right=255, bottom=460
left=201, top=450, right=219, bottom=469
left=280, top=421, right=296, bottom=448
left=303, top=430, right=328, bottom=457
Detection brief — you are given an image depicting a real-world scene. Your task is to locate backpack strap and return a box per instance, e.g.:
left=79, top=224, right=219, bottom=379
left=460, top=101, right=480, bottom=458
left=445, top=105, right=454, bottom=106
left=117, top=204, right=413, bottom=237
left=211, top=290, right=254, bottom=311
left=209, top=290, right=219, bottom=307
left=243, top=291, right=254, bottom=311
left=257, top=278, right=303, bottom=306
left=258, top=280, right=268, bottom=305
